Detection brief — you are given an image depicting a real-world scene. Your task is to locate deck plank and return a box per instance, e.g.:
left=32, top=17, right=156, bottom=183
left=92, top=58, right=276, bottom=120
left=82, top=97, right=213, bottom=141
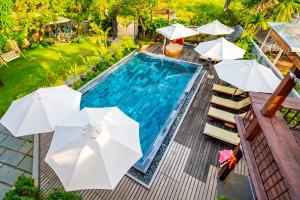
left=38, top=43, right=248, bottom=199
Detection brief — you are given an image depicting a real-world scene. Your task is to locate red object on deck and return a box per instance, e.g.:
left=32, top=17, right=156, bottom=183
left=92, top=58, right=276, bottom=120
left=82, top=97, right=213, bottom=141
left=171, top=38, right=184, bottom=45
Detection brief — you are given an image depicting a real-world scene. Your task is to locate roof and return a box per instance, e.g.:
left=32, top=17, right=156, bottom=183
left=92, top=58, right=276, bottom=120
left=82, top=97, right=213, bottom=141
left=47, top=17, right=71, bottom=25
left=268, top=22, right=300, bottom=52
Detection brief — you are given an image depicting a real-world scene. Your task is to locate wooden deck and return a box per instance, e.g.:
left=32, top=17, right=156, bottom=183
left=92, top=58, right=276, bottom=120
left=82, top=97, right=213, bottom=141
left=38, top=43, right=249, bottom=200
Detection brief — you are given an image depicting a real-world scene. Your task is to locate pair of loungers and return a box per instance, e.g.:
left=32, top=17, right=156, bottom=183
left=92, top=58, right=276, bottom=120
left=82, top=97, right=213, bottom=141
left=203, top=84, right=250, bottom=145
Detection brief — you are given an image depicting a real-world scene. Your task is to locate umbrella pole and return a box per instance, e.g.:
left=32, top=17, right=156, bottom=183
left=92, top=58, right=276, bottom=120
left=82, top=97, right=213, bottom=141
left=162, top=37, right=166, bottom=55
left=231, top=87, right=238, bottom=99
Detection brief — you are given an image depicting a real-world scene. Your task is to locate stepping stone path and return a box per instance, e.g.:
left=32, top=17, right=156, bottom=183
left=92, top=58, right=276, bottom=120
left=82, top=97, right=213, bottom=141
left=0, top=124, right=33, bottom=199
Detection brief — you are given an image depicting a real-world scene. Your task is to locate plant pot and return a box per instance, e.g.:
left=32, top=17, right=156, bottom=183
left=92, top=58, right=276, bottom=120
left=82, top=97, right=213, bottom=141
left=32, top=32, right=40, bottom=42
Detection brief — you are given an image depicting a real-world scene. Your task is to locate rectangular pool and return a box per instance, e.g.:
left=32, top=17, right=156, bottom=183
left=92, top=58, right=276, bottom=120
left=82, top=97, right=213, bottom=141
left=81, top=52, right=202, bottom=173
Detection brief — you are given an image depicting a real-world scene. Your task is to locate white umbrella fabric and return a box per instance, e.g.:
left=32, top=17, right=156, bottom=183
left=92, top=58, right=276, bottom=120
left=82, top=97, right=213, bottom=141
left=156, top=23, right=199, bottom=40
left=196, top=20, right=234, bottom=35
left=214, top=60, right=281, bottom=93
left=156, top=23, right=199, bottom=54
left=0, top=85, right=81, bottom=137
left=45, top=107, right=142, bottom=191
left=194, top=37, right=245, bottom=61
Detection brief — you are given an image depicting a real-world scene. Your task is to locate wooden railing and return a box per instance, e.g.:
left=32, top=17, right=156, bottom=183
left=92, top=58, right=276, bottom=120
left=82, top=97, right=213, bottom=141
left=241, top=107, right=292, bottom=200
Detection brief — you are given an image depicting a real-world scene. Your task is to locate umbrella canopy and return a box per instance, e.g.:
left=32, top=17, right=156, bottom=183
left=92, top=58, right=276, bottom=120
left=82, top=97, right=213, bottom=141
left=194, top=37, right=245, bottom=60
left=156, top=23, right=199, bottom=40
left=214, top=60, right=281, bottom=93
left=0, top=85, right=81, bottom=137
left=196, top=20, right=234, bottom=35
left=45, top=107, right=142, bottom=191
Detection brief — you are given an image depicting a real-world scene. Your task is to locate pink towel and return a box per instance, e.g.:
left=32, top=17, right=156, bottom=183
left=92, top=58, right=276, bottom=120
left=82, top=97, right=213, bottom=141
left=219, top=149, right=234, bottom=164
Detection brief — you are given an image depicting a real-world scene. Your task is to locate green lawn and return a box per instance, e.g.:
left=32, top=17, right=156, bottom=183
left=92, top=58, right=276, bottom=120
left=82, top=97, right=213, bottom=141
left=0, top=39, right=98, bottom=116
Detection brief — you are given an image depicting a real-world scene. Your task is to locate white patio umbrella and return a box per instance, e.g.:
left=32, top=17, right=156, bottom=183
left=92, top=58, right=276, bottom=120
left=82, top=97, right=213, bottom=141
left=0, top=85, right=81, bottom=137
left=156, top=23, right=199, bottom=40
left=214, top=60, right=281, bottom=93
left=45, top=107, right=142, bottom=191
left=196, top=20, right=234, bottom=35
left=156, top=23, right=199, bottom=54
left=194, top=37, right=245, bottom=61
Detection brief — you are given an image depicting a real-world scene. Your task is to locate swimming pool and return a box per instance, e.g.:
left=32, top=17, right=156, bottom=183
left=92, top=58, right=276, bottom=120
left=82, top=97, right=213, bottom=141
left=81, top=52, right=202, bottom=173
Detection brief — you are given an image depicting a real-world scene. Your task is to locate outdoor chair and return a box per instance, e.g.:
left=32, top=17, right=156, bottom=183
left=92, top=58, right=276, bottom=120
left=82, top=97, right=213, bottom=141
left=203, top=123, right=240, bottom=145
left=210, top=95, right=251, bottom=111
left=224, top=25, right=244, bottom=43
left=212, top=84, right=245, bottom=96
left=207, top=106, right=246, bottom=128
left=0, top=40, right=25, bottom=66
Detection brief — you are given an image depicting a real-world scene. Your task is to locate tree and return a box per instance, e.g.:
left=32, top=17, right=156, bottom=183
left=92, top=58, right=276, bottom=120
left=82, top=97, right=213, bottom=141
left=119, top=0, right=158, bottom=37
left=272, top=0, right=300, bottom=22
left=240, top=10, right=269, bottom=34
left=0, top=0, right=14, bottom=32
left=117, top=15, right=133, bottom=35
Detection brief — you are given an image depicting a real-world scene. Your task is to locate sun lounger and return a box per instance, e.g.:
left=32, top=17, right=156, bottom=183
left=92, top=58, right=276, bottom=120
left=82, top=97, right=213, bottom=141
left=203, top=123, right=240, bottom=145
left=210, top=95, right=251, bottom=110
left=212, top=84, right=245, bottom=96
left=207, top=106, right=246, bottom=128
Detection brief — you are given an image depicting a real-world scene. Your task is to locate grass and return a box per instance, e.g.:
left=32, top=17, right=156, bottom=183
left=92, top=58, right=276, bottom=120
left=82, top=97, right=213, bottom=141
left=0, top=38, right=98, bottom=116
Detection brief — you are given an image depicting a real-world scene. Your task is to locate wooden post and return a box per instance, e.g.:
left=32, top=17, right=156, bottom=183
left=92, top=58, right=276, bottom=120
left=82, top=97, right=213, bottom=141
left=262, top=66, right=300, bottom=116
left=219, top=145, right=243, bottom=180
left=260, top=29, right=272, bottom=50
left=272, top=49, right=283, bottom=65
left=162, top=38, right=166, bottom=55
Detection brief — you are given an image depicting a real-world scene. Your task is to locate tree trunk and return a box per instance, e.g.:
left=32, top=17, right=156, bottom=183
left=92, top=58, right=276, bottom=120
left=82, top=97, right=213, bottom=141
left=111, top=9, right=119, bottom=39
left=138, top=16, right=146, bottom=38
left=224, top=0, right=231, bottom=12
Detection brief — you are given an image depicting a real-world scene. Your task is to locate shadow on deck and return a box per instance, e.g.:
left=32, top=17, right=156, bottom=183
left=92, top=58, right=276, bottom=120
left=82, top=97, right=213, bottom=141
left=38, top=43, right=249, bottom=200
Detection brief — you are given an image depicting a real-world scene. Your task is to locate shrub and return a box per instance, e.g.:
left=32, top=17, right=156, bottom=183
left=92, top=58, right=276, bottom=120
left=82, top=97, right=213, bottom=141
left=45, top=189, right=81, bottom=200
left=71, top=37, right=80, bottom=43
left=236, top=37, right=256, bottom=60
left=120, top=36, right=136, bottom=54
left=41, top=40, right=49, bottom=47
left=147, top=18, right=169, bottom=35
left=3, top=176, right=82, bottom=200
left=41, top=38, right=55, bottom=47
left=10, top=31, right=24, bottom=49
left=29, top=42, right=39, bottom=49
left=3, top=175, right=42, bottom=200
left=46, top=72, right=65, bottom=86
left=0, top=34, right=9, bottom=52
left=71, top=36, right=89, bottom=44
left=97, top=44, right=114, bottom=66
left=217, top=196, right=231, bottom=200
left=110, top=43, right=124, bottom=62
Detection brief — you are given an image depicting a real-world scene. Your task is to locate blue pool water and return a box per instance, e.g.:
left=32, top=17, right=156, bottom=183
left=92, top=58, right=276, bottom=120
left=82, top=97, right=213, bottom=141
left=81, top=52, right=201, bottom=173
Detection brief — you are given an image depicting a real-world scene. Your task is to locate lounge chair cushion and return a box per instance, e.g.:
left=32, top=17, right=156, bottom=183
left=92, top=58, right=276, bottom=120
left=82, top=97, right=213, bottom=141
left=210, top=95, right=251, bottom=110
left=207, top=106, right=246, bottom=125
left=212, top=84, right=244, bottom=96
left=203, top=123, right=240, bottom=145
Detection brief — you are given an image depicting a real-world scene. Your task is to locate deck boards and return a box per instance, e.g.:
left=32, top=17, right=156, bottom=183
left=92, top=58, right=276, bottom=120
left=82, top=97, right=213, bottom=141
left=38, top=43, right=248, bottom=199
